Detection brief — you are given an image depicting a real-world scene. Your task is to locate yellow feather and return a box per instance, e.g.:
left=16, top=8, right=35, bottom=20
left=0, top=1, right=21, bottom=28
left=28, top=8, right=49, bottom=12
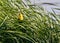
left=18, top=13, right=23, bottom=20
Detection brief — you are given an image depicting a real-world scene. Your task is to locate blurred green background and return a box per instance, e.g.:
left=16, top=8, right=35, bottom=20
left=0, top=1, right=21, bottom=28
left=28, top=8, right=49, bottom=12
left=0, top=0, right=60, bottom=43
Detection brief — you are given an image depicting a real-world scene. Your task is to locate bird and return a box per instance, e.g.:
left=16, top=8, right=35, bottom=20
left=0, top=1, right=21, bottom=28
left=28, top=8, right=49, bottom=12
left=18, top=12, right=23, bottom=21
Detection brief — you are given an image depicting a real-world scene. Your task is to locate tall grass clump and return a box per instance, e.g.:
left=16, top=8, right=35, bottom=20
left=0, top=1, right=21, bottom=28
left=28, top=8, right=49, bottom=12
left=0, top=0, right=60, bottom=43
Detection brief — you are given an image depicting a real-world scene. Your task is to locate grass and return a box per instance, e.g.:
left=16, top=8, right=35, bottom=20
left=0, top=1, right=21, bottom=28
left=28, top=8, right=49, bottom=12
left=0, top=0, right=60, bottom=43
